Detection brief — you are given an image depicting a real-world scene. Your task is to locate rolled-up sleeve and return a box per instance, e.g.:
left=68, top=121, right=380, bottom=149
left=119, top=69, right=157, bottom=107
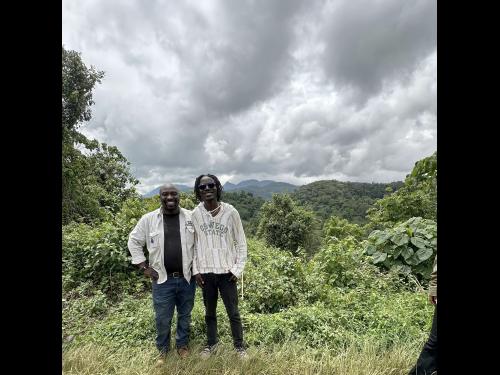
left=128, top=216, right=147, bottom=265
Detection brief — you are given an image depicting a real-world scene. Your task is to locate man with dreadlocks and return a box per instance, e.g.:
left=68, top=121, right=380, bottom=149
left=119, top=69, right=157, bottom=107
left=191, top=174, right=248, bottom=359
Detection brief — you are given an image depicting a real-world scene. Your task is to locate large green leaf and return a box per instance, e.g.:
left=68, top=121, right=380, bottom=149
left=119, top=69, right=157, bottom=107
left=401, top=247, right=414, bottom=261
left=392, top=246, right=404, bottom=258
left=374, top=232, right=391, bottom=245
left=382, top=243, right=397, bottom=255
left=415, top=247, right=433, bottom=262
left=410, top=236, right=427, bottom=249
left=368, top=230, right=381, bottom=239
left=391, top=233, right=409, bottom=246
left=406, top=253, right=421, bottom=266
left=372, top=251, right=388, bottom=264
left=365, top=244, right=376, bottom=255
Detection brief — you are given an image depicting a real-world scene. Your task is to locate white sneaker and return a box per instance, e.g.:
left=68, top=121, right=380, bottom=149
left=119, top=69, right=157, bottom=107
left=200, top=344, right=218, bottom=359
left=236, top=347, right=248, bottom=359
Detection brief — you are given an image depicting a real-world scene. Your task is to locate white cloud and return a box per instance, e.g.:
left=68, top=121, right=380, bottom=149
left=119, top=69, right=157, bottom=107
left=63, top=0, right=436, bottom=194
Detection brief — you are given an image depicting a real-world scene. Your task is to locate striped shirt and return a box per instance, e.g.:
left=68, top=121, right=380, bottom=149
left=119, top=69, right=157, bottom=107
left=192, top=202, right=247, bottom=278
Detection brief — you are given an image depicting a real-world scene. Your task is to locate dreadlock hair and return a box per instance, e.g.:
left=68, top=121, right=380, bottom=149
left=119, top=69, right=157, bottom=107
left=194, top=174, right=223, bottom=202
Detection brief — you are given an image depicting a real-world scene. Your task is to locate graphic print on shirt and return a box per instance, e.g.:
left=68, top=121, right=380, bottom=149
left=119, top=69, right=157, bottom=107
left=199, top=221, right=229, bottom=237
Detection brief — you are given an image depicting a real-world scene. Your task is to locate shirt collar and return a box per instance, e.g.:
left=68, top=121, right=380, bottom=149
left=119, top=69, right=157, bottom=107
left=158, top=206, right=182, bottom=216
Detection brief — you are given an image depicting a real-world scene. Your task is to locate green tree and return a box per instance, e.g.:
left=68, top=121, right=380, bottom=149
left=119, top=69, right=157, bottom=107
left=366, top=152, right=437, bottom=229
left=62, top=46, right=138, bottom=224
left=63, top=47, right=104, bottom=133
left=256, top=194, right=316, bottom=255
left=323, top=216, right=364, bottom=242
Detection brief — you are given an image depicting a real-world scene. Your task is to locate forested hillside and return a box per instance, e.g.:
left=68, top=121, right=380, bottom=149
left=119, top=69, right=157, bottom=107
left=293, top=180, right=404, bottom=224
left=223, top=179, right=298, bottom=199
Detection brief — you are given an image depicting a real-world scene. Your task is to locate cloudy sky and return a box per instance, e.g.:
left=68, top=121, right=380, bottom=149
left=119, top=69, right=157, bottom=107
left=62, top=0, right=436, bottom=194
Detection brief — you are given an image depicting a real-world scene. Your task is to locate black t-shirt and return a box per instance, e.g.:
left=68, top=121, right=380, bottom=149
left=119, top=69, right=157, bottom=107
left=163, top=213, right=183, bottom=273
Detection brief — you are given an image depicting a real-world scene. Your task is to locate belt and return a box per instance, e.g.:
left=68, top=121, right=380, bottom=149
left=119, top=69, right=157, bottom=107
left=167, top=272, right=184, bottom=278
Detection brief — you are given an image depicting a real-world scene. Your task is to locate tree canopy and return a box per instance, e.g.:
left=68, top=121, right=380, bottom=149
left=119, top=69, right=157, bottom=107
left=256, top=194, right=317, bottom=255
left=366, top=152, right=437, bottom=229
left=62, top=46, right=138, bottom=224
left=292, top=180, right=403, bottom=225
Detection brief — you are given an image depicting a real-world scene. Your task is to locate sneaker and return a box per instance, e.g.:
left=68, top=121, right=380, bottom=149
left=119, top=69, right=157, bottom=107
left=200, top=343, right=218, bottom=359
left=235, top=347, right=248, bottom=359
left=177, top=346, right=189, bottom=358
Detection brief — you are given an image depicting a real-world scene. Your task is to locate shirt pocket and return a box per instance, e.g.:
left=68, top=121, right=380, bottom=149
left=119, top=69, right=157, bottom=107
left=148, top=231, right=161, bottom=253
left=148, top=232, right=161, bottom=267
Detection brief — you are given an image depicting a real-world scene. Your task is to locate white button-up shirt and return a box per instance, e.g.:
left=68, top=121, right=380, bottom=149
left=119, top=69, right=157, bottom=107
left=128, top=207, right=195, bottom=284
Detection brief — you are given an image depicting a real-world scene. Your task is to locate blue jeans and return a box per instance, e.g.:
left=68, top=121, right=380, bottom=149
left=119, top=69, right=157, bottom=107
left=152, top=276, right=196, bottom=353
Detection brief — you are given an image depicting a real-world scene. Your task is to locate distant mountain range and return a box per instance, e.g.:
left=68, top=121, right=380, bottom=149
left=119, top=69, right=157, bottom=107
left=142, top=179, right=298, bottom=199
left=141, top=179, right=403, bottom=214
left=141, top=178, right=404, bottom=225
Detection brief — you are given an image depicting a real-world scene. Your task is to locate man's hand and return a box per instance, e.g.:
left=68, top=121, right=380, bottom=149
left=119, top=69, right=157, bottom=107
left=229, top=272, right=238, bottom=282
left=195, top=273, right=205, bottom=288
left=429, top=295, right=437, bottom=305
left=144, top=267, right=159, bottom=280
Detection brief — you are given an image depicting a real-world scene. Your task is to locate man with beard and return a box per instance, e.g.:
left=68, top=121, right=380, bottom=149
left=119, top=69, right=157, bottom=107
left=128, top=184, right=196, bottom=362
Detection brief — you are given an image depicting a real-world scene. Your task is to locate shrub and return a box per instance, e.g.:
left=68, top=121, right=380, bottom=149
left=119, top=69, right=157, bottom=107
left=62, top=197, right=155, bottom=297
left=364, top=217, right=437, bottom=284
left=309, top=236, right=401, bottom=293
left=242, top=239, right=308, bottom=313
left=256, top=194, right=316, bottom=255
left=323, top=216, right=364, bottom=242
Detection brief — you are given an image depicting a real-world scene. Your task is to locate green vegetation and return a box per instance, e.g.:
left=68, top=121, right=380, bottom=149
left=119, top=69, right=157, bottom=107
left=62, top=47, right=437, bottom=375
left=366, top=152, right=437, bottom=229
left=323, top=215, right=365, bottom=242
left=63, top=340, right=424, bottom=375
left=293, top=180, right=403, bottom=225
left=225, top=180, right=298, bottom=199
left=62, top=236, right=432, bottom=353
left=365, top=217, right=437, bottom=285
left=256, top=194, right=319, bottom=255
left=62, top=46, right=138, bottom=225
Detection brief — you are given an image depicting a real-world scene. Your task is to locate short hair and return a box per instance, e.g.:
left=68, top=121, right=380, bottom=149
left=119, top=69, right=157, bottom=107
left=194, top=174, right=223, bottom=202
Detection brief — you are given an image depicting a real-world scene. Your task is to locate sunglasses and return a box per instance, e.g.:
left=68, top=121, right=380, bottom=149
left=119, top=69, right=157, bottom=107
left=198, top=183, right=216, bottom=191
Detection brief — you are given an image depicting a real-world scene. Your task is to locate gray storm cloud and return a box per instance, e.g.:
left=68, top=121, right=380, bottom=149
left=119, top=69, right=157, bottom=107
left=63, top=0, right=436, bottom=193
left=321, top=0, right=436, bottom=103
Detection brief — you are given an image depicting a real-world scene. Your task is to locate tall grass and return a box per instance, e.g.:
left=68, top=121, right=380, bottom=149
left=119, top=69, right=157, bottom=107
left=63, top=339, right=423, bottom=375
